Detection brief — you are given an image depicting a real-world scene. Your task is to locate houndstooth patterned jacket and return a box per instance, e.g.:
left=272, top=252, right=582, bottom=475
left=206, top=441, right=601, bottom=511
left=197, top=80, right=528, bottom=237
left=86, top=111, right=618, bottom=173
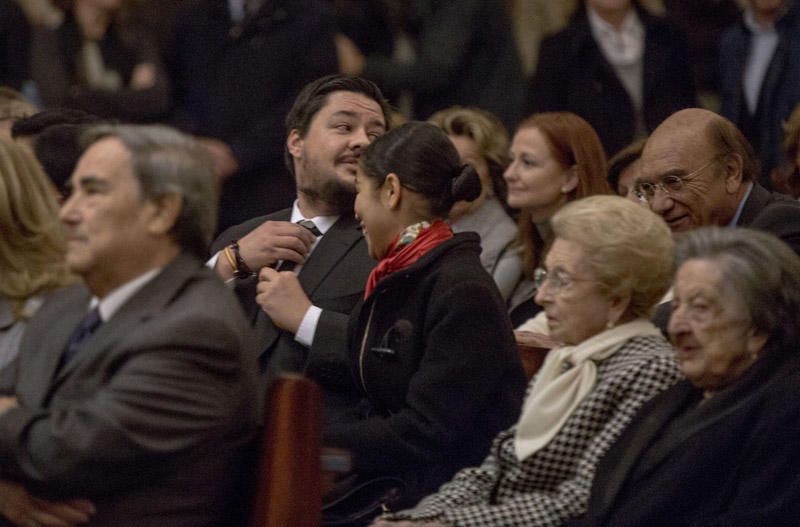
left=383, top=334, right=681, bottom=527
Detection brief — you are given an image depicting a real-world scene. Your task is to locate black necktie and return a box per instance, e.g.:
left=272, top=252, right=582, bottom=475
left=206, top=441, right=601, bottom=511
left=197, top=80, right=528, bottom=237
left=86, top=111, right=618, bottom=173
left=61, top=307, right=102, bottom=367
left=277, top=220, right=322, bottom=271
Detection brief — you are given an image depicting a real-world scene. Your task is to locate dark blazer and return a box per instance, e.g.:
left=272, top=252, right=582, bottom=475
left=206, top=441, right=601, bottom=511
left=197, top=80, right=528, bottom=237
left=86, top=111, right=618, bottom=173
left=212, top=209, right=375, bottom=408
left=574, top=343, right=800, bottom=526
left=0, top=253, right=259, bottom=527
left=739, top=182, right=800, bottom=255
left=530, top=7, right=695, bottom=157
left=324, top=233, right=527, bottom=505
left=720, top=1, right=800, bottom=184
left=166, top=0, right=339, bottom=229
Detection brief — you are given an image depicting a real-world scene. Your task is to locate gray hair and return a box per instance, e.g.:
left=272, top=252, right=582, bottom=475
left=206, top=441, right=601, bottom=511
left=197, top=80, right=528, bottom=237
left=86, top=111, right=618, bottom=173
left=675, top=227, right=800, bottom=347
left=81, top=124, right=216, bottom=257
left=551, top=195, right=674, bottom=319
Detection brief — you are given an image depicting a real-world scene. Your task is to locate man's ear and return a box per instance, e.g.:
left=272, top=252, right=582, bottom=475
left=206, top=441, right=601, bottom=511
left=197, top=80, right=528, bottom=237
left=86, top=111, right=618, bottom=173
left=287, top=129, right=303, bottom=160
left=561, top=165, right=579, bottom=194
left=383, top=173, right=402, bottom=210
left=147, top=193, right=182, bottom=235
left=724, top=153, right=744, bottom=194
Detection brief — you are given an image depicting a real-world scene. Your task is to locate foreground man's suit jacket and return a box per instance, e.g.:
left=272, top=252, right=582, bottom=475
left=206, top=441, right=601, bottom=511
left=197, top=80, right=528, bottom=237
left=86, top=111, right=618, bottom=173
left=0, top=253, right=259, bottom=527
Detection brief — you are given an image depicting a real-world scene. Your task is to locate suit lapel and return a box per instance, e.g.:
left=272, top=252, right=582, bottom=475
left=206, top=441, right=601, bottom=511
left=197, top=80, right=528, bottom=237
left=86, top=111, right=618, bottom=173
left=297, top=215, right=363, bottom=297
left=253, top=214, right=364, bottom=359
left=48, top=254, right=200, bottom=394
left=737, top=183, right=770, bottom=227
left=26, top=286, right=91, bottom=407
left=594, top=382, right=695, bottom=519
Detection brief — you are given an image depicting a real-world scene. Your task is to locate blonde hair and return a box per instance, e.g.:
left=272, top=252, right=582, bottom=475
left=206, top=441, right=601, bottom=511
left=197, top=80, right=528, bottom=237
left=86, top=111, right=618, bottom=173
left=552, top=195, right=673, bottom=319
left=0, top=137, right=73, bottom=316
left=428, top=106, right=511, bottom=198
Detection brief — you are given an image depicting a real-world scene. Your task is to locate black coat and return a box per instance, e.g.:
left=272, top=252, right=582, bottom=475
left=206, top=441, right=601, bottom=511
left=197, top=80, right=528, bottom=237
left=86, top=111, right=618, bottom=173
left=166, top=0, right=339, bottom=230
left=529, top=8, right=695, bottom=157
left=572, top=341, right=800, bottom=526
left=324, top=233, right=527, bottom=505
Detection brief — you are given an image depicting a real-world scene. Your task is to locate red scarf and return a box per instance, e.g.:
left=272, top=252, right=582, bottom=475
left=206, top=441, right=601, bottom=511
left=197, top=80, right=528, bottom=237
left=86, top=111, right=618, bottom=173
left=364, top=220, right=453, bottom=298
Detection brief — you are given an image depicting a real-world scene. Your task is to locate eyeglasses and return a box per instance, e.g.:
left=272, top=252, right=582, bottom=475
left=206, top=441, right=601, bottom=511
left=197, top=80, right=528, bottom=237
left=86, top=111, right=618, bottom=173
left=534, top=267, right=595, bottom=293
left=634, top=156, right=722, bottom=202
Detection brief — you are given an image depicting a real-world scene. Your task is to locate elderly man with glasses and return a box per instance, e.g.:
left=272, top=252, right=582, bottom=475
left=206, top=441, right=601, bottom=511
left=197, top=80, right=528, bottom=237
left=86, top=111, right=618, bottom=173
left=634, top=108, right=800, bottom=255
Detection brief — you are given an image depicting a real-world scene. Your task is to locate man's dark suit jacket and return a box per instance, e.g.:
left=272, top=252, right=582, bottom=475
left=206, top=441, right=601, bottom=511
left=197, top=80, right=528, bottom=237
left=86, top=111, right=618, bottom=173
left=569, top=342, right=800, bottom=526
left=0, top=253, right=259, bottom=527
left=529, top=6, right=695, bottom=158
left=212, top=209, right=375, bottom=408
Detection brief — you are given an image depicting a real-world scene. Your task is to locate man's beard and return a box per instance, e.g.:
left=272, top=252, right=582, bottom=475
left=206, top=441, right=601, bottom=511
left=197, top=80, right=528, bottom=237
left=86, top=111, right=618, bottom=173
left=299, top=177, right=355, bottom=214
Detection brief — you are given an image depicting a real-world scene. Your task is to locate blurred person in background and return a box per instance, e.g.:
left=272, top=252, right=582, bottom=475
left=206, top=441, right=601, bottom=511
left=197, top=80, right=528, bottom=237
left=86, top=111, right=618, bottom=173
left=428, top=106, right=522, bottom=302
left=0, top=137, right=73, bottom=374
left=770, top=102, right=800, bottom=197
left=607, top=138, right=647, bottom=201
left=719, top=0, right=800, bottom=187
left=30, top=0, right=169, bottom=121
left=530, top=0, right=695, bottom=158
left=336, top=0, right=525, bottom=131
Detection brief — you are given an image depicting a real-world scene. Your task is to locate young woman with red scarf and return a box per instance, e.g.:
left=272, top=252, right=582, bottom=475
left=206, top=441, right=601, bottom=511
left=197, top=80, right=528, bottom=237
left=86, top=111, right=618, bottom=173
left=322, top=122, right=527, bottom=523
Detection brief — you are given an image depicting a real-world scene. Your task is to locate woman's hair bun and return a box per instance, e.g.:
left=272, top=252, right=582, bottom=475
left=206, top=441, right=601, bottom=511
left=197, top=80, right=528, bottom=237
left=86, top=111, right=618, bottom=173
left=450, top=164, right=482, bottom=203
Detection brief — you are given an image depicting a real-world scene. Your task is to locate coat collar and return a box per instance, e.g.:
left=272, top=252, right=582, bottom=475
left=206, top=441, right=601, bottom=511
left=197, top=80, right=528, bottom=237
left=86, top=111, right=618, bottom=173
left=736, top=182, right=771, bottom=227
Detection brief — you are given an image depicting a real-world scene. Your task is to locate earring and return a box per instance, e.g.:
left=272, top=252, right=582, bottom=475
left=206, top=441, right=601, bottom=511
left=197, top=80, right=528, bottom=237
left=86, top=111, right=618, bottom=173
left=606, top=319, right=615, bottom=330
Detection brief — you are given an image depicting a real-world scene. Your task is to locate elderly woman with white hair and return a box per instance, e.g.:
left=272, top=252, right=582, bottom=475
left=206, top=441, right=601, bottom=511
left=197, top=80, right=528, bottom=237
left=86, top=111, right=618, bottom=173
left=373, top=195, right=681, bottom=527
left=572, top=226, right=800, bottom=526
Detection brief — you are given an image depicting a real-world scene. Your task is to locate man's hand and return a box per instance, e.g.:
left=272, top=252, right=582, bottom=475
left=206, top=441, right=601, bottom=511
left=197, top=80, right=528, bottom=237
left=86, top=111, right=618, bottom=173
left=0, top=397, right=17, bottom=413
left=216, top=220, right=317, bottom=280
left=256, top=267, right=312, bottom=333
left=197, top=137, right=239, bottom=183
left=0, top=479, right=95, bottom=527
left=335, top=34, right=365, bottom=76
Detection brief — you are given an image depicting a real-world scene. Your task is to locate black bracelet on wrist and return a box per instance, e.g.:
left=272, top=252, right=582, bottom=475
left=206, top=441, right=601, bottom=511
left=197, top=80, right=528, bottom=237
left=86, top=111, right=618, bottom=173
left=229, top=241, right=253, bottom=278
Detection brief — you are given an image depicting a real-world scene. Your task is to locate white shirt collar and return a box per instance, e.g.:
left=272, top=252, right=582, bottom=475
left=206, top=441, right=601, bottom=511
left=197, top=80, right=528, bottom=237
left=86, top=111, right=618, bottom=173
left=289, top=200, right=339, bottom=235
left=744, top=9, right=778, bottom=34
left=587, top=7, right=644, bottom=66
left=90, top=268, right=162, bottom=322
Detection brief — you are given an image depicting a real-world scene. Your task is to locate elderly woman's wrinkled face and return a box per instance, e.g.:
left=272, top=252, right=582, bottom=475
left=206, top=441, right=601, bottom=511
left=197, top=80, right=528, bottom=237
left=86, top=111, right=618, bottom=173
left=448, top=135, right=491, bottom=220
left=535, top=238, right=616, bottom=345
left=669, top=259, right=766, bottom=393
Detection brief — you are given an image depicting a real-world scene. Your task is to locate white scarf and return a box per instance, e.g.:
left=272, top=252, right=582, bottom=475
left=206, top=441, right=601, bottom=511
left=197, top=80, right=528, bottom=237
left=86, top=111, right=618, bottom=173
left=514, top=319, right=661, bottom=461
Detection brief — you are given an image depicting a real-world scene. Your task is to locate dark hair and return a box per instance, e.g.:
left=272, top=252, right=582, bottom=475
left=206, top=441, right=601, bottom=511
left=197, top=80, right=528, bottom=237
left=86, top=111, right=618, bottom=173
left=675, top=226, right=800, bottom=351
left=11, top=108, right=102, bottom=139
left=33, top=124, right=92, bottom=195
left=706, top=114, right=760, bottom=183
left=81, top=125, right=216, bottom=258
left=284, top=74, right=392, bottom=176
left=607, top=138, right=647, bottom=195
left=359, top=121, right=482, bottom=217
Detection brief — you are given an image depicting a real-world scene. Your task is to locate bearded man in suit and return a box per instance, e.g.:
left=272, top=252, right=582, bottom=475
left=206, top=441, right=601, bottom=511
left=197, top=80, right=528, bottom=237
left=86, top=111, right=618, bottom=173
left=210, top=75, right=390, bottom=411
left=0, top=124, right=258, bottom=526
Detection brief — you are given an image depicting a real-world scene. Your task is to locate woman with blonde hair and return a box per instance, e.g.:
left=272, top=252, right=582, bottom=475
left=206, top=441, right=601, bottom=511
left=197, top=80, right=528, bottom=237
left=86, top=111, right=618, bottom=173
left=505, top=111, right=610, bottom=326
left=428, top=106, right=522, bottom=301
left=374, top=195, right=680, bottom=526
left=0, top=137, right=73, bottom=367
